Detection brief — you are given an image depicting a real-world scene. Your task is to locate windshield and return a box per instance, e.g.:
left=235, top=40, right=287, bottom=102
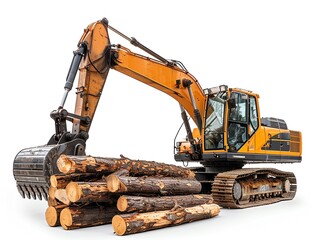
left=204, top=92, right=226, bottom=150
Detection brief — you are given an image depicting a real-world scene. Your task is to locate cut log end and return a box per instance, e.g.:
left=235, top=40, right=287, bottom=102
left=50, top=175, right=58, bottom=188
left=45, top=206, right=63, bottom=227
left=45, top=206, right=59, bottom=227
left=117, top=196, right=128, bottom=212
left=112, top=215, right=126, bottom=236
left=66, top=182, right=82, bottom=203
left=54, top=189, right=70, bottom=205
left=60, top=208, right=73, bottom=230
left=57, top=155, right=73, bottom=174
left=107, top=175, right=121, bottom=192
left=48, top=187, right=56, bottom=199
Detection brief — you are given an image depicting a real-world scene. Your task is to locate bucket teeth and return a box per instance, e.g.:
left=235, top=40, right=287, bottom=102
left=16, top=184, right=25, bottom=199
left=33, top=186, right=42, bottom=200
left=39, top=186, right=48, bottom=200
left=21, top=185, right=31, bottom=199
left=16, top=184, right=48, bottom=200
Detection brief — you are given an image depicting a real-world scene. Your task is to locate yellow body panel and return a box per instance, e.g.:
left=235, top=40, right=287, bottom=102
left=202, top=88, right=302, bottom=161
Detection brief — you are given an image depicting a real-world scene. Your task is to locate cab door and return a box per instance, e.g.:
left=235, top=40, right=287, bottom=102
left=246, top=96, right=259, bottom=152
left=227, top=92, right=248, bottom=152
left=227, top=92, right=259, bottom=153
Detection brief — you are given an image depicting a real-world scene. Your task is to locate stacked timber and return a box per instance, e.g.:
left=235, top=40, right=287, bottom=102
left=44, top=154, right=220, bottom=235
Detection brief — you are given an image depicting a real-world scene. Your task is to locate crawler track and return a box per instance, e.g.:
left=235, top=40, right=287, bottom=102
left=212, top=168, right=296, bottom=209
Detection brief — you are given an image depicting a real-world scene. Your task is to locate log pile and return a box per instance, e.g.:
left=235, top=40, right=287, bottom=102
left=44, top=154, right=220, bottom=235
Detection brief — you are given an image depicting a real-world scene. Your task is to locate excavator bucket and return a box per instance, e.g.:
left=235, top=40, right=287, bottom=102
left=13, top=139, right=85, bottom=200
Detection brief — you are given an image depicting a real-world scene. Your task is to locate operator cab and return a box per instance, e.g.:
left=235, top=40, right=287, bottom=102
left=204, top=85, right=259, bottom=153
left=175, top=85, right=260, bottom=163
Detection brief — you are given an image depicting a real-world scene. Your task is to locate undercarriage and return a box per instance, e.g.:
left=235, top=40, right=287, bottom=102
left=211, top=168, right=296, bottom=208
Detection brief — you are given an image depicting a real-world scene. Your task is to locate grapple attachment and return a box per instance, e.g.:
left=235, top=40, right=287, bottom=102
left=13, top=139, right=86, bottom=200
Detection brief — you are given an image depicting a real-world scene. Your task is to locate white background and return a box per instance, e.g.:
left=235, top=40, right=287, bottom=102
left=0, top=0, right=317, bottom=239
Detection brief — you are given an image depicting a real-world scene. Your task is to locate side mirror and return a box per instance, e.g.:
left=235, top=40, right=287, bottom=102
left=228, top=98, right=236, bottom=109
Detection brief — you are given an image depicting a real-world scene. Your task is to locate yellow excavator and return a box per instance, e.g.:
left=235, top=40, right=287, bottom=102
left=13, top=18, right=302, bottom=208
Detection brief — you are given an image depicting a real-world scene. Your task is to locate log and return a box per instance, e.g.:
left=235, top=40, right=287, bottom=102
left=45, top=205, right=67, bottom=227
left=104, top=169, right=129, bottom=178
left=48, top=187, right=66, bottom=207
left=54, top=189, right=70, bottom=205
left=65, top=170, right=128, bottom=203
left=57, top=154, right=195, bottom=178
left=48, top=186, right=57, bottom=199
left=60, top=205, right=118, bottom=230
left=112, top=203, right=220, bottom=235
left=117, top=194, right=214, bottom=213
left=48, top=197, right=65, bottom=207
left=65, top=181, right=115, bottom=203
left=107, top=175, right=202, bottom=195
left=50, top=173, right=100, bottom=188
left=48, top=197, right=58, bottom=207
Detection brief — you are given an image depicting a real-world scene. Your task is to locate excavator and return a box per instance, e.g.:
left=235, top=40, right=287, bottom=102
left=13, top=18, right=302, bottom=209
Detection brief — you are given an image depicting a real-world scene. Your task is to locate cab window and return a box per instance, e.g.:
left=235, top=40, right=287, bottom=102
left=249, top=96, right=258, bottom=135
left=204, top=91, right=226, bottom=150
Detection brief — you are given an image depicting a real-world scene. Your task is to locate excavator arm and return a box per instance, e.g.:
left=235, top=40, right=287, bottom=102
left=72, top=19, right=111, bottom=135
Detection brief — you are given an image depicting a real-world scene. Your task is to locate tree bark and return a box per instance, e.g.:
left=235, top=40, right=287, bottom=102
left=106, top=175, right=201, bottom=195
left=117, top=194, right=214, bottom=213
left=57, top=154, right=194, bottom=178
left=65, top=181, right=115, bottom=203
left=48, top=197, right=59, bottom=207
left=60, top=205, right=118, bottom=230
left=45, top=205, right=67, bottom=227
left=50, top=173, right=100, bottom=188
left=105, top=169, right=129, bottom=178
left=112, top=203, right=220, bottom=235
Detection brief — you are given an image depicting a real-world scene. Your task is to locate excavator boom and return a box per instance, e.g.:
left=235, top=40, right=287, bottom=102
left=111, top=46, right=206, bottom=125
